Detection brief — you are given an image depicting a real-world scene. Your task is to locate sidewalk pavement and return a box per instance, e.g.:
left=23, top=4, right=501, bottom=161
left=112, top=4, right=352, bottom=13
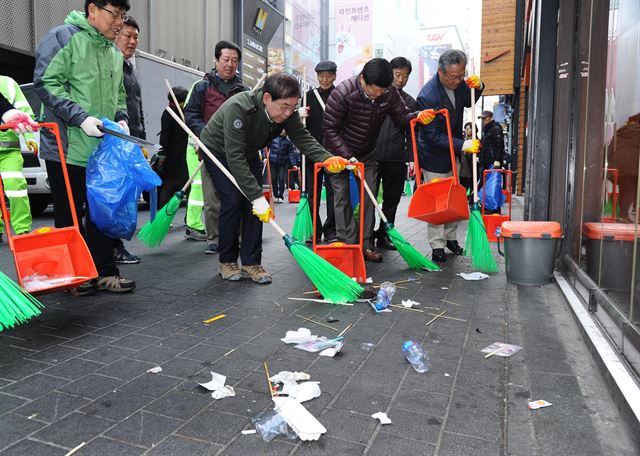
left=0, top=196, right=637, bottom=455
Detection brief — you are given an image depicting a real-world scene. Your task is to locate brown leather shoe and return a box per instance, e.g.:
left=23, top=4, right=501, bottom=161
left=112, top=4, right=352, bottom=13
left=364, top=249, right=383, bottom=262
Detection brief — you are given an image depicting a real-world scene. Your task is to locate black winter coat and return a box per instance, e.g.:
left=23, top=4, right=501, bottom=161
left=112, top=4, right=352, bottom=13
left=269, top=136, right=295, bottom=166
left=416, top=74, right=482, bottom=173
left=123, top=60, right=146, bottom=139
left=375, top=89, right=417, bottom=162
left=323, top=75, right=416, bottom=163
left=159, top=103, right=189, bottom=182
left=480, top=120, right=504, bottom=168
left=305, top=86, right=333, bottom=143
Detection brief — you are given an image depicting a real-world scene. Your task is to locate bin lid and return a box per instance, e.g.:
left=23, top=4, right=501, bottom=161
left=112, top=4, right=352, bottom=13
left=500, top=221, right=562, bottom=238
left=583, top=222, right=640, bottom=241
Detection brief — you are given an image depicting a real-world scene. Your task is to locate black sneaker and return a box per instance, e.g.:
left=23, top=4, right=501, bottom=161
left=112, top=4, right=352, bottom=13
left=432, top=248, right=447, bottom=263
left=185, top=227, right=207, bottom=241
left=204, top=243, right=219, bottom=254
left=114, top=246, right=140, bottom=264
left=445, top=240, right=463, bottom=255
left=0, top=232, right=3, bottom=243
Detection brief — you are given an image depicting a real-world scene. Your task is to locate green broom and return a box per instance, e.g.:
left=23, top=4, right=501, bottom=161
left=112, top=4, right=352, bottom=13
left=292, top=70, right=314, bottom=242
left=463, top=73, right=499, bottom=274
left=404, top=179, right=413, bottom=196
left=167, top=107, right=364, bottom=303
left=0, top=271, right=44, bottom=331
left=137, top=161, right=203, bottom=248
left=358, top=168, right=440, bottom=271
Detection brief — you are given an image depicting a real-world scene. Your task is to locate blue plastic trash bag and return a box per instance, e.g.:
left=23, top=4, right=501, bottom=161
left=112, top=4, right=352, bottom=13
left=86, top=119, right=161, bottom=240
left=349, top=171, right=360, bottom=210
left=478, top=167, right=505, bottom=211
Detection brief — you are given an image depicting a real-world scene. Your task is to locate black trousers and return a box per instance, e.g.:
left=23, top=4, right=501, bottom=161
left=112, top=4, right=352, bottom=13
left=375, top=161, right=405, bottom=237
left=204, top=155, right=263, bottom=265
left=305, top=157, right=336, bottom=241
left=270, top=163, right=286, bottom=199
left=45, top=160, right=119, bottom=277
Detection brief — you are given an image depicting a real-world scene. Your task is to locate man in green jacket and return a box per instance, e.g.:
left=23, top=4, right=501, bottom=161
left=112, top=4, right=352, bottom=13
left=34, top=0, right=135, bottom=294
left=200, top=72, right=348, bottom=284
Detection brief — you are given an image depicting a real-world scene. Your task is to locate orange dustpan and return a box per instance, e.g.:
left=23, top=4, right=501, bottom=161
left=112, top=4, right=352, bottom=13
left=0, top=123, right=97, bottom=294
left=407, top=109, right=469, bottom=225
left=313, top=161, right=366, bottom=284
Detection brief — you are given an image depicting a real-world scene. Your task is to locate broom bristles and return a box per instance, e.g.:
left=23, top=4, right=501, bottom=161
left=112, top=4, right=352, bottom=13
left=137, top=192, right=183, bottom=248
left=404, top=180, right=413, bottom=196
left=284, top=235, right=363, bottom=303
left=386, top=226, right=440, bottom=271
left=0, top=272, right=44, bottom=331
left=465, top=207, right=499, bottom=273
left=291, top=194, right=313, bottom=242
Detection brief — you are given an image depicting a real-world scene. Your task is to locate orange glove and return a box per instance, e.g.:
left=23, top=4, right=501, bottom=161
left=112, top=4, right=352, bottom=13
left=465, top=75, right=481, bottom=89
left=462, top=139, right=481, bottom=154
left=324, top=156, right=349, bottom=173
left=416, top=109, right=436, bottom=125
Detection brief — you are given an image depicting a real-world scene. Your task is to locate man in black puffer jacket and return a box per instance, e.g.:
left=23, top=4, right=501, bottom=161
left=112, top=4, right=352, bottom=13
left=373, top=57, right=417, bottom=251
left=323, top=58, right=435, bottom=263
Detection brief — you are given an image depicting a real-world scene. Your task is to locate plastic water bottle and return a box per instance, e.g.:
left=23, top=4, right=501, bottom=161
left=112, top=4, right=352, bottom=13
left=402, top=340, right=430, bottom=373
left=373, top=282, right=396, bottom=311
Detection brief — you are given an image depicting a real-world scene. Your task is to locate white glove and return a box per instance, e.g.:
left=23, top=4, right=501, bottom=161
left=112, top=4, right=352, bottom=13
left=80, top=116, right=104, bottom=137
left=297, top=106, right=309, bottom=119
left=117, top=120, right=130, bottom=135
left=1, top=109, right=35, bottom=134
left=251, top=196, right=272, bottom=222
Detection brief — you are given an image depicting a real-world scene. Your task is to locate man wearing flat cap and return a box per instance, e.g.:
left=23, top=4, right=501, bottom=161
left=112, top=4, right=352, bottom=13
left=479, top=110, right=504, bottom=171
left=298, top=60, right=338, bottom=243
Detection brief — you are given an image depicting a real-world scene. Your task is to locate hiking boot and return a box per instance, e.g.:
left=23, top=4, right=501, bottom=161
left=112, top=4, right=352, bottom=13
left=377, top=235, right=396, bottom=250
left=95, top=276, right=136, bottom=293
left=432, top=248, right=447, bottom=262
left=66, top=280, right=96, bottom=296
left=446, top=240, right=463, bottom=255
left=185, top=227, right=207, bottom=241
left=219, top=262, right=245, bottom=281
left=204, top=243, right=219, bottom=254
left=364, top=249, right=383, bottom=262
left=114, top=246, right=140, bottom=264
left=241, top=264, right=272, bottom=284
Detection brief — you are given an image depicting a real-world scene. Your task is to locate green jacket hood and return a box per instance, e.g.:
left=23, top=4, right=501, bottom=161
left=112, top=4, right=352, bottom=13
left=64, top=11, right=111, bottom=45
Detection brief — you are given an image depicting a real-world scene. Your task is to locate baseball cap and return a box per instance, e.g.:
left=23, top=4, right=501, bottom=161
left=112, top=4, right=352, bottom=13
left=478, top=110, right=493, bottom=119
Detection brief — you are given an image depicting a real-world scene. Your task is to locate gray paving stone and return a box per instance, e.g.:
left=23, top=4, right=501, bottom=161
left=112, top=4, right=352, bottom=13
left=1, top=374, right=69, bottom=400
left=119, top=374, right=182, bottom=398
left=332, top=387, right=392, bottom=415
left=1, top=439, right=66, bottom=455
left=136, top=321, right=189, bottom=338
left=179, top=343, right=228, bottom=363
left=368, top=432, right=435, bottom=456
left=72, top=437, right=146, bottom=455
left=129, top=344, right=183, bottom=364
left=26, top=345, right=86, bottom=365
left=78, top=345, right=137, bottom=364
left=292, top=436, right=366, bottom=455
left=437, top=432, right=501, bottom=456
left=61, top=334, right=116, bottom=351
left=145, top=436, right=221, bottom=456
left=156, top=333, right=204, bottom=351
left=80, top=390, right=154, bottom=421
left=144, top=389, right=212, bottom=420
left=446, top=408, right=503, bottom=441
left=3, top=334, right=69, bottom=350
left=42, top=358, right=104, bottom=380
left=345, top=369, right=403, bottom=396
left=110, top=333, right=161, bottom=350
left=31, top=412, right=112, bottom=447
left=91, top=323, right=141, bottom=338
left=380, top=408, right=441, bottom=444
left=208, top=388, right=271, bottom=417
left=0, top=359, right=50, bottom=381
left=0, top=393, right=27, bottom=414
left=57, top=374, right=124, bottom=400
left=0, top=413, right=45, bottom=450
left=95, top=357, right=155, bottom=380
left=318, top=409, right=376, bottom=444
left=12, top=391, right=90, bottom=423
left=104, top=411, right=183, bottom=447
left=392, top=388, right=449, bottom=417
left=159, top=357, right=208, bottom=379
left=177, top=409, right=249, bottom=444
left=218, top=434, right=295, bottom=455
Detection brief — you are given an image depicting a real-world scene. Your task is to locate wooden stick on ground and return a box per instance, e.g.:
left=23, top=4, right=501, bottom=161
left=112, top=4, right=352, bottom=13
left=263, top=361, right=275, bottom=397
left=295, top=314, right=339, bottom=331
left=65, top=442, right=86, bottom=456
left=337, top=322, right=353, bottom=337
left=425, top=310, right=448, bottom=326
left=441, top=299, right=463, bottom=307
left=484, top=345, right=506, bottom=359
left=390, top=304, right=425, bottom=313
left=425, top=312, right=466, bottom=322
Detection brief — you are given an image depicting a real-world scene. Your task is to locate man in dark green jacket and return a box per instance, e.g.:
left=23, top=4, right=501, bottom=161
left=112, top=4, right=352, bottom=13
left=200, top=73, right=348, bottom=284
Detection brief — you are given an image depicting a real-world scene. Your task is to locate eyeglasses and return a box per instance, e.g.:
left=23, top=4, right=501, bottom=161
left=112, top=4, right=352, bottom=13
left=97, top=4, right=129, bottom=22
left=441, top=71, right=466, bottom=82
left=275, top=101, right=298, bottom=113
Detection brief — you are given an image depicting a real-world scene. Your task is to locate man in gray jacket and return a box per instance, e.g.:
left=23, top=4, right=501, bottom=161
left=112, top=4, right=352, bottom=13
left=373, top=57, right=416, bottom=250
